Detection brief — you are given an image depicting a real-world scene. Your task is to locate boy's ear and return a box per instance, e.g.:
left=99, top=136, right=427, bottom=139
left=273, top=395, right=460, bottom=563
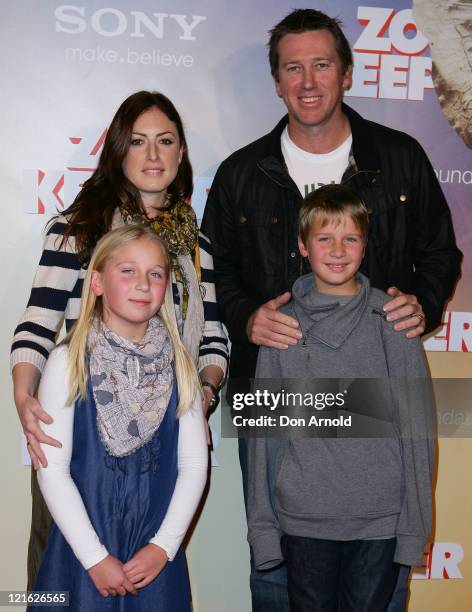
left=298, top=236, right=309, bottom=259
left=91, top=271, right=104, bottom=297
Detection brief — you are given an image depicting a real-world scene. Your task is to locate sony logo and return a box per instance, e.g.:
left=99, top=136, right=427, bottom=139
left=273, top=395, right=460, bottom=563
left=55, top=6, right=207, bottom=41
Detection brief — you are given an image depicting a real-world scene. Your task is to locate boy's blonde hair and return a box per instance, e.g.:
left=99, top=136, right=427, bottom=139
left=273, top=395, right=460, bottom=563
left=299, top=184, right=369, bottom=245
left=65, top=224, right=200, bottom=415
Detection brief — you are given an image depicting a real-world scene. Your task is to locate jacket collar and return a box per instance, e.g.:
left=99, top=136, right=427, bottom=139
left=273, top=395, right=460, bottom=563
left=342, top=103, right=381, bottom=172
left=258, top=103, right=381, bottom=177
left=291, top=272, right=370, bottom=349
left=262, top=115, right=289, bottom=162
left=257, top=116, right=298, bottom=193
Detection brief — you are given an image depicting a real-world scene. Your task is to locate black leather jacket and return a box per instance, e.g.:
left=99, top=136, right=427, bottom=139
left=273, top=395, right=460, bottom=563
left=201, top=104, right=462, bottom=380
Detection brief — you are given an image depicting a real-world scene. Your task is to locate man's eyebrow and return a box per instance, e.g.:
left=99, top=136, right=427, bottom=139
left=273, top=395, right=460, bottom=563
left=284, top=55, right=332, bottom=63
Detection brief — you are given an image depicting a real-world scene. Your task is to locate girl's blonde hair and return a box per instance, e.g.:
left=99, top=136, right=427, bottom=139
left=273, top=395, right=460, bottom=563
left=65, top=224, right=200, bottom=416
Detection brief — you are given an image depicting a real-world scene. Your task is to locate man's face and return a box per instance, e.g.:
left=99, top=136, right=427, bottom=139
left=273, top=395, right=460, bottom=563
left=274, top=30, right=352, bottom=137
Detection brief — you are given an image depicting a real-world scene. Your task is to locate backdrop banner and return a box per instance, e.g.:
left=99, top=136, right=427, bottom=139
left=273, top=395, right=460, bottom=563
left=1, top=1, right=470, bottom=610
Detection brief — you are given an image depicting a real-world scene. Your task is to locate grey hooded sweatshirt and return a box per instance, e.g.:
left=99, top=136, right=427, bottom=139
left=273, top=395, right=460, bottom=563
left=247, top=273, right=435, bottom=569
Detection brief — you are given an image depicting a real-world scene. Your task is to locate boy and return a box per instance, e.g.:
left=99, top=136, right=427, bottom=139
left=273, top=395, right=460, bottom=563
left=246, top=184, right=435, bottom=612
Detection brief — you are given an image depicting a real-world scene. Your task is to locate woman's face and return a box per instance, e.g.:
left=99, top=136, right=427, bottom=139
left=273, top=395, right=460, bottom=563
left=122, top=107, right=183, bottom=211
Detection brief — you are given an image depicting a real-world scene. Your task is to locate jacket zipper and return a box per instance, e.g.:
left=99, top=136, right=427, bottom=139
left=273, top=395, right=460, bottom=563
left=257, top=159, right=302, bottom=283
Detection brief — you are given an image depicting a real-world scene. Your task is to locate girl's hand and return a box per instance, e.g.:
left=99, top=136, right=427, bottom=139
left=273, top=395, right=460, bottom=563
left=15, top=392, right=61, bottom=470
left=88, top=555, right=137, bottom=597
left=123, top=544, right=168, bottom=588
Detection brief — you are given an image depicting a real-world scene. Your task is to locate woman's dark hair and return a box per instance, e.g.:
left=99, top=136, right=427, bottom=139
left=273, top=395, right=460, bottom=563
left=268, top=9, right=353, bottom=79
left=60, top=90, right=192, bottom=261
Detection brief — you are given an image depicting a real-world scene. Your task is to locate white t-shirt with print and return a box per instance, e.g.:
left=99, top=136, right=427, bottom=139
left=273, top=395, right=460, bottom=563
left=281, top=126, right=352, bottom=197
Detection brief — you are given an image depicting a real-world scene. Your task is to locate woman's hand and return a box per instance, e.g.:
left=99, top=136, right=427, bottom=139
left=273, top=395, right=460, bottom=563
left=201, top=387, right=213, bottom=445
left=88, top=555, right=137, bottom=597
left=199, top=364, right=224, bottom=445
left=16, top=393, right=58, bottom=469
left=13, top=363, right=62, bottom=469
left=123, top=544, right=168, bottom=588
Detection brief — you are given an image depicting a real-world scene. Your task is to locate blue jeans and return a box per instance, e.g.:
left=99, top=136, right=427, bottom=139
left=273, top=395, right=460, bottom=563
left=239, top=438, right=409, bottom=612
left=282, top=535, right=399, bottom=612
left=387, top=564, right=410, bottom=612
left=239, top=438, right=290, bottom=612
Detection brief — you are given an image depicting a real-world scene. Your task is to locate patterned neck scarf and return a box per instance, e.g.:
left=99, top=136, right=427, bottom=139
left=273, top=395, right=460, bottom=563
left=121, top=199, right=199, bottom=318
left=88, top=317, right=173, bottom=457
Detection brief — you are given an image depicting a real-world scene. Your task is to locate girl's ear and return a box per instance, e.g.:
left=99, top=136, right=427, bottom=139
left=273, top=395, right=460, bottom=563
left=91, top=271, right=104, bottom=297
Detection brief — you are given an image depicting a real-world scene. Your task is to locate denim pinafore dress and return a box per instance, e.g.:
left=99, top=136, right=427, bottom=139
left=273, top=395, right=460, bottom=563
left=32, top=377, right=190, bottom=611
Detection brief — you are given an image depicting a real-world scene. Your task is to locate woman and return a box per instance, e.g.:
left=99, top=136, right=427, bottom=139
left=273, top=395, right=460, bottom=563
left=11, top=90, right=227, bottom=588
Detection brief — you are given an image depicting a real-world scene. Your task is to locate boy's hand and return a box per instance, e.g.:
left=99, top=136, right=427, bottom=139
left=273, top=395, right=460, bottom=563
left=123, top=544, right=168, bottom=588
left=88, top=555, right=137, bottom=597
left=246, top=293, right=302, bottom=349
left=384, top=287, right=426, bottom=338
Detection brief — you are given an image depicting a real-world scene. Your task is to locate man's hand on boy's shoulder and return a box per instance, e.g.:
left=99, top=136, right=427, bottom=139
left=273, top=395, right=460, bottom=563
left=246, top=292, right=303, bottom=349
left=383, top=287, right=426, bottom=338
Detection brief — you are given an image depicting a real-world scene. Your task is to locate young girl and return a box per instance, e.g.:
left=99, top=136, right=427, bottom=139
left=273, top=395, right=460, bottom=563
left=30, top=225, right=208, bottom=611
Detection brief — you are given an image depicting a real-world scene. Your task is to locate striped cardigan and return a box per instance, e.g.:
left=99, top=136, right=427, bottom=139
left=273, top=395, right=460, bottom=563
left=11, top=215, right=228, bottom=376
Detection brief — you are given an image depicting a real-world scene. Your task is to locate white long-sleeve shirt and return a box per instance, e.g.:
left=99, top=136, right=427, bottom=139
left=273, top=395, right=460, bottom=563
left=37, top=345, right=208, bottom=570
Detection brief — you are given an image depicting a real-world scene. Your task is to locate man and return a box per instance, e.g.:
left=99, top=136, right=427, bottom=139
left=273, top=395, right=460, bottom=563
left=201, top=9, right=461, bottom=612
